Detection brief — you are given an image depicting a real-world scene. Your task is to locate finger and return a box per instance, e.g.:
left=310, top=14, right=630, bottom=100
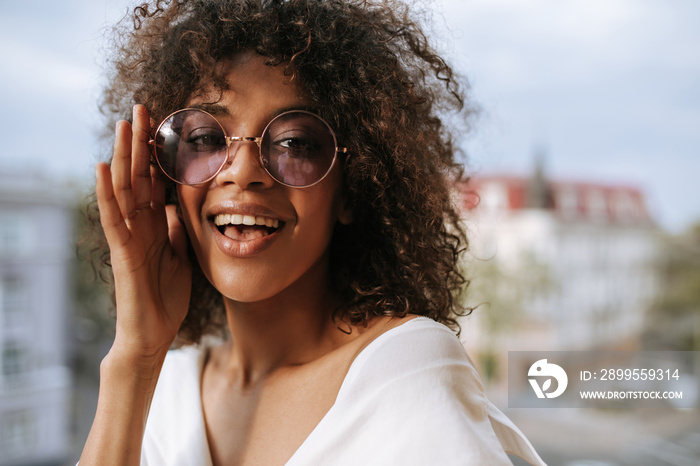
left=132, top=105, right=153, bottom=211
left=148, top=164, right=169, bottom=237
left=95, top=162, right=132, bottom=249
left=165, top=205, right=189, bottom=261
left=112, top=119, right=137, bottom=221
left=151, top=163, right=166, bottom=209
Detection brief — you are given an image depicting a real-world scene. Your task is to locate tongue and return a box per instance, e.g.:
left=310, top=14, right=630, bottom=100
left=223, top=225, right=270, bottom=241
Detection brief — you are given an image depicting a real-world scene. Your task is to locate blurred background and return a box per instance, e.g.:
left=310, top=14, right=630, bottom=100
left=0, top=0, right=698, bottom=464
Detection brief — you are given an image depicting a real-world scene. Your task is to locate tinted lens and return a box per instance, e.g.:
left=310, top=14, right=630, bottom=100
left=261, top=111, right=337, bottom=187
left=154, top=109, right=228, bottom=185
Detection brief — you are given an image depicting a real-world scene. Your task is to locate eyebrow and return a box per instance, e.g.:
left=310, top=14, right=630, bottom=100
left=187, top=103, right=321, bottom=122
left=189, top=103, right=230, bottom=116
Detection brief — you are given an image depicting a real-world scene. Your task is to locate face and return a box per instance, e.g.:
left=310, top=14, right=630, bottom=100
left=176, top=53, right=351, bottom=304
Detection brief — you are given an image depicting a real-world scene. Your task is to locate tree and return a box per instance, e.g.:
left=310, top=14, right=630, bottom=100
left=462, top=249, right=551, bottom=381
left=646, top=222, right=700, bottom=351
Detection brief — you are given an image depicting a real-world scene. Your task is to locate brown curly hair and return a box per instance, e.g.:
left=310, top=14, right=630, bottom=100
left=89, top=0, right=474, bottom=343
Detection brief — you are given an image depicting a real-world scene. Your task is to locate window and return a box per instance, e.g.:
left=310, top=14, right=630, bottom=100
left=481, top=182, right=508, bottom=211
left=587, top=189, right=608, bottom=222
left=556, top=186, right=579, bottom=219
left=1, top=276, right=29, bottom=329
left=0, top=409, right=38, bottom=457
left=2, top=341, right=30, bottom=378
left=0, top=213, right=32, bottom=255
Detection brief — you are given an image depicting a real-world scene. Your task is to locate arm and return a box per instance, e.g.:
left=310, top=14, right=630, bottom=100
left=79, top=105, right=192, bottom=465
left=80, top=348, right=167, bottom=465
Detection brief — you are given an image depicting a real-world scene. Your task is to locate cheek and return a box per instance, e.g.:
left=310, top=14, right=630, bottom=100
left=288, top=203, right=335, bottom=260
left=276, top=184, right=345, bottom=279
left=295, top=207, right=336, bottom=249
left=289, top=178, right=346, bottom=243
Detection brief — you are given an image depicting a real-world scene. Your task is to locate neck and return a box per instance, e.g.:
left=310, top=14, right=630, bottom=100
left=219, top=257, right=347, bottom=387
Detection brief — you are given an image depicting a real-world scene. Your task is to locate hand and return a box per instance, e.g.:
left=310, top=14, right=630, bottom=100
left=95, top=105, right=192, bottom=363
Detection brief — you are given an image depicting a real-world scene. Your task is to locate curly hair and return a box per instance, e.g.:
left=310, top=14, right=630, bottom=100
left=89, top=0, right=474, bottom=343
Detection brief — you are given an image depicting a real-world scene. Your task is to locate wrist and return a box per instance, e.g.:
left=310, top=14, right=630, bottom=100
left=102, top=340, right=169, bottom=384
left=83, top=341, right=166, bottom=465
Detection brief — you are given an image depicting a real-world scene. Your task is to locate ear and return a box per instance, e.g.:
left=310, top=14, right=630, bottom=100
left=338, top=204, right=353, bottom=225
left=336, top=193, right=354, bottom=225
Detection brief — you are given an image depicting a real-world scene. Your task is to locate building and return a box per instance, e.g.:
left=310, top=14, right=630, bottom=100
left=458, top=164, right=661, bottom=355
left=0, top=167, right=76, bottom=465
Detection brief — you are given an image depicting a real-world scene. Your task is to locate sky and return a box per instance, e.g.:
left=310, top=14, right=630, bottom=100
left=1, top=0, right=698, bottom=231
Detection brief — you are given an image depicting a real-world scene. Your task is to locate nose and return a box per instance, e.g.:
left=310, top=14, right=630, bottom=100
left=213, top=139, right=275, bottom=190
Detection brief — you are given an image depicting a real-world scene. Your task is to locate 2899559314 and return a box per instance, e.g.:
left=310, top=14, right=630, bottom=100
left=580, top=368, right=680, bottom=381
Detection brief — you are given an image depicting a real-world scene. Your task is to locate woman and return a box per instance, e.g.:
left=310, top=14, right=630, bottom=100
left=80, top=0, right=546, bottom=464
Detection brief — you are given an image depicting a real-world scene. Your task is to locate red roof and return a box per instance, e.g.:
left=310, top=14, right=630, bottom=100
left=459, top=175, right=653, bottom=225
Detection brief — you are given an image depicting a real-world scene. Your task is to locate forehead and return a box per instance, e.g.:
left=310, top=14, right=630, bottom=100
left=187, top=53, right=310, bottom=120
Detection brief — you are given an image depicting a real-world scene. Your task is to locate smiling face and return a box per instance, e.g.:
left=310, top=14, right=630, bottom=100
left=176, top=53, right=351, bottom=305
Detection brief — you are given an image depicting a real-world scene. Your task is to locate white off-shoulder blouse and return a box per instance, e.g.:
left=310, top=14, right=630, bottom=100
left=141, top=317, right=546, bottom=465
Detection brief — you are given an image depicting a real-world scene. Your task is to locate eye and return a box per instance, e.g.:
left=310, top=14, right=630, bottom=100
left=272, top=132, right=322, bottom=158
left=280, top=137, right=318, bottom=151
left=184, top=128, right=227, bottom=152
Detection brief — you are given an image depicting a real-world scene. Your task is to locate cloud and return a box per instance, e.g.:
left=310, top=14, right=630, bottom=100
left=434, top=0, right=700, bottom=230
left=0, top=39, right=97, bottom=96
left=439, top=0, right=700, bottom=91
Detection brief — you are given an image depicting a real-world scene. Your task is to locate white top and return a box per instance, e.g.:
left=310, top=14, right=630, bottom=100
left=142, top=317, right=546, bottom=465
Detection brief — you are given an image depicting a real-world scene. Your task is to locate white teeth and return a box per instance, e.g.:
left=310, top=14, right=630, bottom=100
left=214, top=214, right=230, bottom=226
left=214, top=213, right=280, bottom=229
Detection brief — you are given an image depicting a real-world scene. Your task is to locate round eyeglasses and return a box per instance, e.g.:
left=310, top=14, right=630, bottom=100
left=149, top=108, right=348, bottom=188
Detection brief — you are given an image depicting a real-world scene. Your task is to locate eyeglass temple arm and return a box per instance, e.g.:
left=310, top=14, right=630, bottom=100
left=147, top=139, right=159, bottom=164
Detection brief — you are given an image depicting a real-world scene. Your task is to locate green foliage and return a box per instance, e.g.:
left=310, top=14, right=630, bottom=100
left=648, top=221, right=700, bottom=350
left=467, top=249, right=551, bottom=337
left=463, top=249, right=551, bottom=381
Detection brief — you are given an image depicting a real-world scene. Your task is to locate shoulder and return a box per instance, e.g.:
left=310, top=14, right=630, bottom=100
left=291, top=318, right=514, bottom=465
left=343, top=316, right=481, bottom=392
left=342, top=317, right=546, bottom=465
left=342, top=316, right=487, bottom=410
left=353, top=319, right=504, bottom=453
